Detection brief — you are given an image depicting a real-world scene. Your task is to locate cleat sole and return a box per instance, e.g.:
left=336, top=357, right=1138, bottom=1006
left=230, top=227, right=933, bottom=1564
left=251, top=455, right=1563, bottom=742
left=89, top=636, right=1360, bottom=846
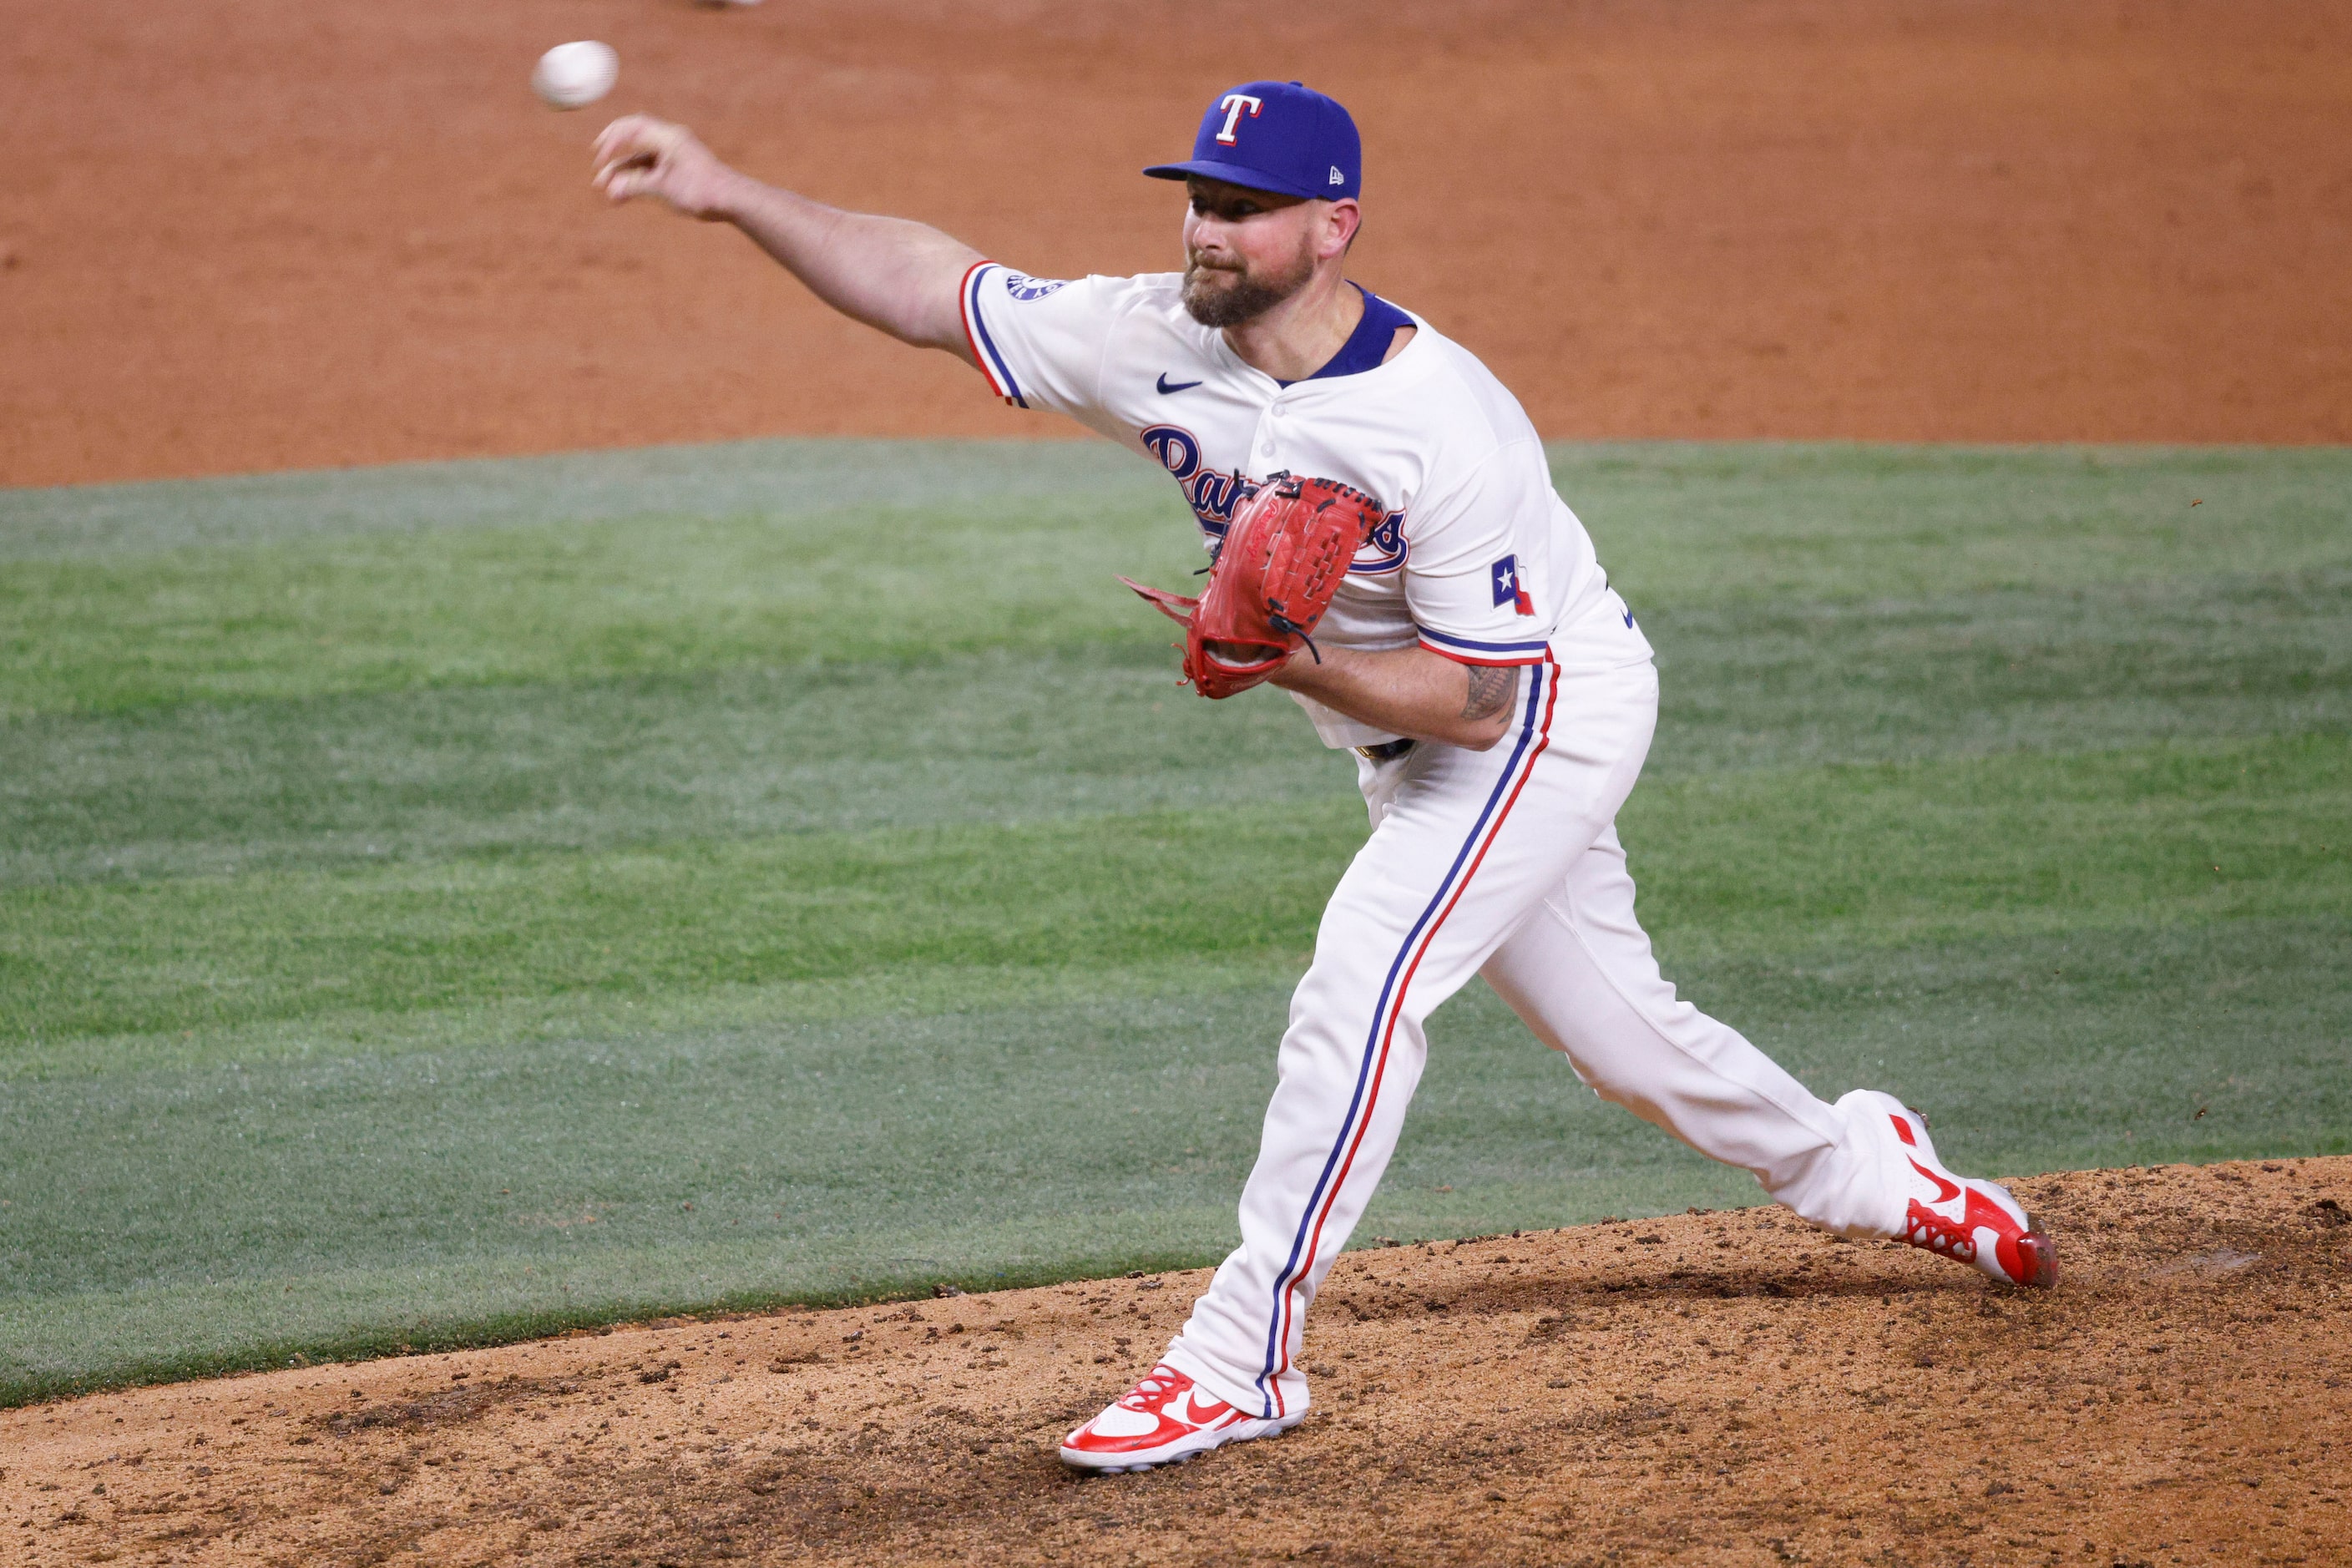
left=1060, top=1411, right=1303, bottom=1474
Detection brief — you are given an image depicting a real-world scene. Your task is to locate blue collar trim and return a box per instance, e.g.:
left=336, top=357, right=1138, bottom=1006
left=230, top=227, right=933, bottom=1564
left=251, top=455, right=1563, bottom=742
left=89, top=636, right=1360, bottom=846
left=1277, top=285, right=1415, bottom=386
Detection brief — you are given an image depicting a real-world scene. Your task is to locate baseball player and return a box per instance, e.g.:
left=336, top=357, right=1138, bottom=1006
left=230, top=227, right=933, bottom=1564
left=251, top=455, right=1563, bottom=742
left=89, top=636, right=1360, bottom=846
left=590, top=78, right=2056, bottom=1475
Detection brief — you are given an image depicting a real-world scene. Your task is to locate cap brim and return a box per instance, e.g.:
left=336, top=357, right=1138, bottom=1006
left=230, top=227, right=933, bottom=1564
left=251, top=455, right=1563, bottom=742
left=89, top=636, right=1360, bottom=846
left=1141, top=159, right=1328, bottom=203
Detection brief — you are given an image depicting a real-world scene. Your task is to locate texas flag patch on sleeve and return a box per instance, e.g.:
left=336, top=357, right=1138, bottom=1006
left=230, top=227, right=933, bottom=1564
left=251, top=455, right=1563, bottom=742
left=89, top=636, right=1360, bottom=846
left=1491, top=554, right=1535, bottom=616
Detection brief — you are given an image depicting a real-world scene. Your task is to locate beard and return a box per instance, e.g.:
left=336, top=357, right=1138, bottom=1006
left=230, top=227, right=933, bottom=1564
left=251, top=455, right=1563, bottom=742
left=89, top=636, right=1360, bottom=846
left=1181, top=236, right=1318, bottom=328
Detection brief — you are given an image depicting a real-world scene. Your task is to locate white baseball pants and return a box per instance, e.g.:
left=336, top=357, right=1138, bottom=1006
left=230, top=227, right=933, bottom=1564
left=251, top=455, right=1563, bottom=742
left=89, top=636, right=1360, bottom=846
left=1164, top=651, right=1913, bottom=1420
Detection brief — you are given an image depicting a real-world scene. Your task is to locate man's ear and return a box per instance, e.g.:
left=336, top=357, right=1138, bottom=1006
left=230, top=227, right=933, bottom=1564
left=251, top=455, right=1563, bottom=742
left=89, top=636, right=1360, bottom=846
left=1320, top=200, right=1363, bottom=260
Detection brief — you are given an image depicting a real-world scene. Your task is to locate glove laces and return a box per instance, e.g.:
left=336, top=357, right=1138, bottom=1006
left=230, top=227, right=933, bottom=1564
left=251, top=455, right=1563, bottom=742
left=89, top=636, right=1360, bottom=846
left=1267, top=612, right=1321, bottom=663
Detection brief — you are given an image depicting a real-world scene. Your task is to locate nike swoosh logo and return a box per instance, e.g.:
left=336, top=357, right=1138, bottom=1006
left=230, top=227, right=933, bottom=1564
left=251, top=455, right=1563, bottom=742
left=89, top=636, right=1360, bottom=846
left=1910, top=1157, right=1962, bottom=1205
left=1156, top=372, right=1203, bottom=394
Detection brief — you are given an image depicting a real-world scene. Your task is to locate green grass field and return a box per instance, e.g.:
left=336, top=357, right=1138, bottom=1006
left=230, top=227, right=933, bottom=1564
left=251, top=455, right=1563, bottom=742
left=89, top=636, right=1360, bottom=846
left=3, top=440, right=2345, bottom=1406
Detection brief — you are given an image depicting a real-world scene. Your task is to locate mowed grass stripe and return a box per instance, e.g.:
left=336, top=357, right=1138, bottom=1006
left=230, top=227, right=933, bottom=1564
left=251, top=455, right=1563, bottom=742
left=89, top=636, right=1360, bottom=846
left=1621, top=731, right=2350, bottom=947
left=5, top=570, right=2344, bottom=889
left=0, top=652, right=1347, bottom=888
left=1638, top=569, right=2351, bottom=775
left=1563, top=443, right=2352, bottom=605
left=9, top=571, right=2342, bottom=893
left=0, top=496, right=1208, bottom=719
left=4, top=732, right=2343, bottom=1054
left=8, top=437, right=2345, bottom=584
left=8, top=442, right=2349, bottom=721
left=3, top=953, right=1315, bottom=1083
left=0, top=438, right=1169, bottom=563
left=0, top=809, right=1353, bottom=1048
left=3, top=987, right=1307, bottom=1298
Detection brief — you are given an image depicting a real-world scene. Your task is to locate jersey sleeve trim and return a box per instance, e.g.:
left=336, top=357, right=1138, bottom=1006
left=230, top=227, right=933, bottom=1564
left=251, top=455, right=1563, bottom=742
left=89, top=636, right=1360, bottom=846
left=958, top=261, right=1028, bottom=408
left=1416, top=625, right=1549, bottom=668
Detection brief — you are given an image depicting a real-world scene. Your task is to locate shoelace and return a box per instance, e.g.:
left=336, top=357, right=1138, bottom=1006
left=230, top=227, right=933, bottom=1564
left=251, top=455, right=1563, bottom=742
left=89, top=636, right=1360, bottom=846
left=1904, top=1201, right=1979, bottom=1264
left=1116, top=1371, right=1183, bottom=1413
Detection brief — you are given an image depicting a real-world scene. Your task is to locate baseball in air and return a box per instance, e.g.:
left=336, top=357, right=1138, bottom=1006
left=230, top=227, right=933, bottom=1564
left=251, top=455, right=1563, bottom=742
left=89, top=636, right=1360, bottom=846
left=531, top=42, right=619, bottom=111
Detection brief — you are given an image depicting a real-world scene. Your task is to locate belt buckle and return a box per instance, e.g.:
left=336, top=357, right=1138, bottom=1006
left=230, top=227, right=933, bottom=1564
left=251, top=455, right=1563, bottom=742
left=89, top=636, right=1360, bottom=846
left=1356, top=738, right=1415, bottom=763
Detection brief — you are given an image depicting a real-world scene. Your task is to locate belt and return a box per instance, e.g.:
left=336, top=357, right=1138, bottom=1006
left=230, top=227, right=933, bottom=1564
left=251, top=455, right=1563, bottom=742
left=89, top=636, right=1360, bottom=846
left=1355, top=738, right=1416, bottom=763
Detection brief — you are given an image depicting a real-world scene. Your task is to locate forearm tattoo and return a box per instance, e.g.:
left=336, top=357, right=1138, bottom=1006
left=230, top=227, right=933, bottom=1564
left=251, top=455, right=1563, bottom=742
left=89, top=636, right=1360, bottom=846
left=1459, top=664, right=1518, bottom=722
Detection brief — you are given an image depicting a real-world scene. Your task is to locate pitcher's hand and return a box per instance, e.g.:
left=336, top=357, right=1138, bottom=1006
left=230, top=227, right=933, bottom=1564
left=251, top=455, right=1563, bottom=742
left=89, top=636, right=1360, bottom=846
left=592, top=115, right=741, bottom=220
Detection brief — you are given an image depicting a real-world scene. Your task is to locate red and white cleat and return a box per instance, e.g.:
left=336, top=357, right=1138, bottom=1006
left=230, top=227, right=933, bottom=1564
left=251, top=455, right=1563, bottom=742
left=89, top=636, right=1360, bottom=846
left=1059, top=1363, right=1303, bottom=1474
left=1860, top=1091, right=2057, bottom=1288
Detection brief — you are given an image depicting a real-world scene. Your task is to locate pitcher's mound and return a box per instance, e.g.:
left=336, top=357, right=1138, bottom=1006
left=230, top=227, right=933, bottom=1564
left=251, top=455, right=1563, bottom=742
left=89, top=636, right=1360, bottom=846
left=5, top=1157, right=2345, bottom=1565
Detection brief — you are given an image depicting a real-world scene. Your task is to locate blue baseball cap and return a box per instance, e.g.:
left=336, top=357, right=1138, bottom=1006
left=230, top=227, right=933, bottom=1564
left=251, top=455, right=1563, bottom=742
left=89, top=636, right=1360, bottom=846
left=1144, top=80, right=1362, bottom=202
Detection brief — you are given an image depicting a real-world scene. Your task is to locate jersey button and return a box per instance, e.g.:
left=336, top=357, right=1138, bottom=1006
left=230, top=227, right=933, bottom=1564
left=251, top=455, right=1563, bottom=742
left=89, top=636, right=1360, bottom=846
left=1270, top=403, right=1287, bottom=419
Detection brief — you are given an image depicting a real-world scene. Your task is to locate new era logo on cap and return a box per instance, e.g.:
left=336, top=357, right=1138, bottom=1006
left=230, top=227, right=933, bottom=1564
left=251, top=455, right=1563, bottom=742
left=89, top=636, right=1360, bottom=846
left=1143, top=80, right=1363, bottom=204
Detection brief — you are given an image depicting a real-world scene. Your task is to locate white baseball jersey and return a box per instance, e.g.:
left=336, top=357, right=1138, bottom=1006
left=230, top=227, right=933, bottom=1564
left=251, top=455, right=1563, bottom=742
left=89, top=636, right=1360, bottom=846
left=959, top=260, right=1932, bottom=1428
left=958, top=264, right=1653, bottom=748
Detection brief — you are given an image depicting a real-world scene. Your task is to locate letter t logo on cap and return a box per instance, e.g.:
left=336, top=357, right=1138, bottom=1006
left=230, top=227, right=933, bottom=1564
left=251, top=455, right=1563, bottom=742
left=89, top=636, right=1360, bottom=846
left=1142, top=81, right=1363, bottom=203
left=1215, top=93, right=1264, bottom=144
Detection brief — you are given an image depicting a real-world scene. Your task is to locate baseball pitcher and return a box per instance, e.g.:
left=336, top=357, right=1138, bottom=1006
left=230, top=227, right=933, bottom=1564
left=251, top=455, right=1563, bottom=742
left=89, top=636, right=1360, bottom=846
left=589, top=78, right=2055, bottom=1475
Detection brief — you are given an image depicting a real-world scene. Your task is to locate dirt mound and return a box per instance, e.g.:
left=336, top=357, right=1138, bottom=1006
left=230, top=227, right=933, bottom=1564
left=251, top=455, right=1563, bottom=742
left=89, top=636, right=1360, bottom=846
left=6, top=0, right=2350, bottom=487
left=7, top=1156, right=2345, bottom=1565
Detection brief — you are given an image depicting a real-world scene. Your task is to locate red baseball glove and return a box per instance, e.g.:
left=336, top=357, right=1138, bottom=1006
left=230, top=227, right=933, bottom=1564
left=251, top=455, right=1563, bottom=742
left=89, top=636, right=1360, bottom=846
left=1119, top=473, right=1385, bottom=699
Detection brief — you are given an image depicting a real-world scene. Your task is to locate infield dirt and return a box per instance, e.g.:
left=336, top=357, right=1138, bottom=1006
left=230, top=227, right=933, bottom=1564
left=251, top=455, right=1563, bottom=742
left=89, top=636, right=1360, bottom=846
left=5, top=1158, right=2347, bottom=1565
left=5, top=0, right=2350, bottom=485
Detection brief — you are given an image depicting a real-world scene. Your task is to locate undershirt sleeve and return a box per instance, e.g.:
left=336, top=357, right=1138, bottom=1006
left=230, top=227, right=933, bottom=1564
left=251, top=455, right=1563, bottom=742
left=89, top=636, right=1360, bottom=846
left=958, top=263, right=1119, bottom=418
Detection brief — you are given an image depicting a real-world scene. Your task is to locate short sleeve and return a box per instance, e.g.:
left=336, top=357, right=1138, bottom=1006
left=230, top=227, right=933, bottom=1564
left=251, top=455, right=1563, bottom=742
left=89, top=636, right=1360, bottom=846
left=1402, top=441, right=1554, bottom=668
left=958, top=263, right=1120, bottom=417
